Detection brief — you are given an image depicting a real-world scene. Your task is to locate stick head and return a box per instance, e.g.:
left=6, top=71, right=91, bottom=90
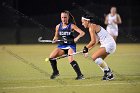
left=38, top=37, right=42, bottom=42
left=45, top=58, right=49, bottom=62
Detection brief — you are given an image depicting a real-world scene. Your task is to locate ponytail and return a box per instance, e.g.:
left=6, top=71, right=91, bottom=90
left=69, top=12, right=76, bottom=25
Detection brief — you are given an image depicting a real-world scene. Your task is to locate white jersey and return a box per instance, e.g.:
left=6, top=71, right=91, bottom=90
left=97, top=26, right=116, bottom=54
left=107, top=14, right=118, bottom=30
left=106, top=14, right=119, bottom=36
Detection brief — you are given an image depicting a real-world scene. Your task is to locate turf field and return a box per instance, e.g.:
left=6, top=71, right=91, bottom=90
left=0, top=44, right=140, bottom=93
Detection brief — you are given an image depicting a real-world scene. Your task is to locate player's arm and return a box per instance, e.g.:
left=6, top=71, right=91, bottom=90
left=104, top=14, right=109, bottom=25
left=83, top=25, right=96, bottom=53
left=117, top=14, right=122, bottom=24
left=53, top=24, right=59, bottom=41
left=71, top=24, right=85, bottom=42
left=86, top=25, right=96, bottom=49
left=113, top=14, right=122, bottom=24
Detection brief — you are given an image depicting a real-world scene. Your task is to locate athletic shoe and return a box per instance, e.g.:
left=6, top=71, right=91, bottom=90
left=75, top=74, right=85, bottom=80
left=102, top=68, right=114, bottom=80
left=50, top=72, right=59, bottom=79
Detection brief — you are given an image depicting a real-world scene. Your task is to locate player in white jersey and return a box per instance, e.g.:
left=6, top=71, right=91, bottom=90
left=81, top=14, right=116, bottom=80
left=105, top=7, right=122, bottom=41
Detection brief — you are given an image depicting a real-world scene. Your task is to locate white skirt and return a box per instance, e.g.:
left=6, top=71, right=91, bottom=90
left=106, top=26, right=118, bottom=37
left=100, top=36, right=116, bottom=54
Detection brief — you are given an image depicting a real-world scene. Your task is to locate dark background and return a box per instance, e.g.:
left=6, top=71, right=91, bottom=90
left=0, top=0, right=139, bottom=44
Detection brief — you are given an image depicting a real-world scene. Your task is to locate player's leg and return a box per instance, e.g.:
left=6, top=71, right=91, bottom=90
left=113, top=30, right=118, bottom=42
left=92, top=47, right=109, bottom=71
left=49, top=48, right=64, bottom=79
left=68, top=48, right=84, bottom=80
left=107, top=28, right=117, bottom=42
left=91, top=47, right=113, bottom=80
left=107, top=27, right=114, bottom=37
left=113, top=36, right=117, bottom=41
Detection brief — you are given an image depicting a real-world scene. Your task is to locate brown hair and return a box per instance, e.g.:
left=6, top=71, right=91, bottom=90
left=61, top=10, right=76, bottom=25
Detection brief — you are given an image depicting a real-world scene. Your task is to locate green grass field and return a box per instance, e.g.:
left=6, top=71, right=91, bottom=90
left=0, top=44, right=140, bottom=93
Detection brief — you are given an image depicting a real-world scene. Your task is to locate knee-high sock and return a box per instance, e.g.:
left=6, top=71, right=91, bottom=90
left=70, top=60, right=82, bottom=76
left=94, top=58, right=109, bottom=71
left=49, top=58, right=59, bottom=73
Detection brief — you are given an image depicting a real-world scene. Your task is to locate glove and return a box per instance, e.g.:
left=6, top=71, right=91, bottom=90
left=83, top=46, right=88, bottom=53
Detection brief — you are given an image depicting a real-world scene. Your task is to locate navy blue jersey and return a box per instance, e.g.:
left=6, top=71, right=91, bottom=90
left=57, top=22, right=76, bottom=52
left=58, top=22, right=75, bottom=45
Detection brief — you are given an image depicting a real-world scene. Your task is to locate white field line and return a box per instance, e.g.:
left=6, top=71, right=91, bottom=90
left=1, top=82, right=140, bottom=90
left=0, top=75, right=139, bottom=82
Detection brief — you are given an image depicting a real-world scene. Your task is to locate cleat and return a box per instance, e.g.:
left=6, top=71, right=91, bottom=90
left=75, top=74, right=85, bottom=80
left=50, top=72, right=59, bottom=79
left=102, top=68, right=114, bottom=80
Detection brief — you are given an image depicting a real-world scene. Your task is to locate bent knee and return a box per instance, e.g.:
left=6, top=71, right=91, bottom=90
left=49, top=48, right=64, bottom=58
left=91, top=56, right=98, bottom=61
left=94, top=58, right=103, bottom=65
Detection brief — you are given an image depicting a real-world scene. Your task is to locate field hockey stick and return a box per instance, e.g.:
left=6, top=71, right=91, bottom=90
left=38, top=37, right=74, bottom=43
left=45, top=51, right=83, bottom=62
left=38, top=37, right=64, bottom=43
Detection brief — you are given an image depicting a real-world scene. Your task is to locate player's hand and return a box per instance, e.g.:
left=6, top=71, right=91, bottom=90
left=52, top=39, right=57, bottom=43
left=83, top=46, right=88, bottom=53
left=74, top=38, right=79, bottom=43
left=52, top=40, right=57, bottom=43
left=52, top=37, right=58, bottom=43
left=108, top=20, right=112, bottom=24
left=113, top=20, right=117, bottom=24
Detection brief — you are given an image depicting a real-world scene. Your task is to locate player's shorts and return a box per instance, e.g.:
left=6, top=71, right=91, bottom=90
left=57, top=44, right=76, bottom=53
left=106, top=27, right=118, bottom=37
left=100, top=38, right=116, bottom=54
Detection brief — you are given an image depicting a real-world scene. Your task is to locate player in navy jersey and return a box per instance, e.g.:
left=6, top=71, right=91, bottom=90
left=49, top=10, right=85, bottom=80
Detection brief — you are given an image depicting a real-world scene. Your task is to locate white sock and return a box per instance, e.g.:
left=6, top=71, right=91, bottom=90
left=104, top=66, right=109, bottom=71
